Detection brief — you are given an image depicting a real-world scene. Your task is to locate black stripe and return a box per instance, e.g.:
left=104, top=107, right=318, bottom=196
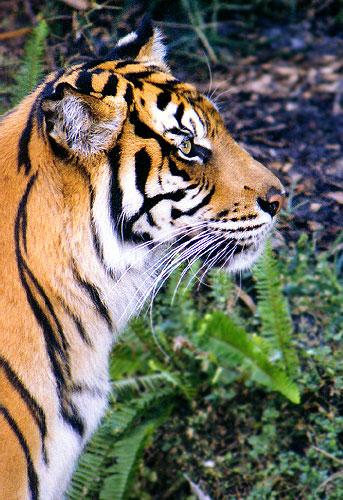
left=71, top=383, right=105, bottom=398
left=15, top=175, right=85, bottom=437
left=58, top=299, right=92, bottom=347
left=76, top=166, right=108, bottom=272
left=156, top=90, right=171, bottom=111
left=89, top=188, right=105, bottom=264
left=61, top=405, right=85, bottom=436
left=238, top=214, right=257, bottom=221
left=218, top=209, right=229, bottom=218
left=0, top=405, right=39, bottom=500
left=47, top=136, right=70, bottom=161
left=171, top=208, right=182, bottom=220
left=151, top=80, right=180, bottom=92
left=18, top=108, right=35, bottom=175
left=108, top=144, right=123, bottom=227
left=135, top=148, right=151, bottom=195
left=129, top=109, right=171, bottom=155
left=230, top=222, right=264, bottom=232
left=75, top=71, right=93, bottom=94
left=73, top=316, right=91, bottom=346
left=169, top=159, right=191, bottom=181
left=124, top=70, right=154, bottom=79
left=124, top=71, right=154, bottom=89
left=73, top=269, right=112, bottom=331
left=18, top=71, right=64, bottom=175
left=176, top=186, right=215, bottom=218
left=124, top=84, right=134, bottom=106
left=0, top=356, right=48, bottom=464
left=115, top=60, right=141, bottom=69
left=124, top=189, right=186, bottom=241
left=141, top=190, right=186, bottom=215
left=36, top=71, right=65, bottom=130
left=174, top=103, right=185, bottom=128
left=101, top=74, right=118, bottom=96
left=146, top=211, right=156, bottom=227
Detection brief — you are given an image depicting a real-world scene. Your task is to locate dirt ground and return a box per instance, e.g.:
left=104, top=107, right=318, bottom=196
left=207, top=22, right=343, bottom=250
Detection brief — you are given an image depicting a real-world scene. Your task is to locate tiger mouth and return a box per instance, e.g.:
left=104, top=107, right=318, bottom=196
left=176, top=232, right=257, bottom=269
left=173, top=222, right=272, bottom=271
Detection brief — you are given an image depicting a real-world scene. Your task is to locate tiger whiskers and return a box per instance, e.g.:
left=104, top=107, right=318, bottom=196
left=123, top=228, right=217, bottom=321
left=152, top=230, right=224, bottom=308
left=112, top=221, right=210, bottom=286
left=116, top=223, right=212, bottom=322
left=171, top=232, right=231, bottom=303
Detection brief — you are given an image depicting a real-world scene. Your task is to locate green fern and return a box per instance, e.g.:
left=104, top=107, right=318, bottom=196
left=68, top=406, right=139, bottom=499
left=68, top=390, right=175, bottom=499
left=202, top=311, right=300, bottom=404
left=253, top=240, right=300, bottom=379
left=99, top=422, right=155, bottom=500
left=11, top=20, right=49, bottom=106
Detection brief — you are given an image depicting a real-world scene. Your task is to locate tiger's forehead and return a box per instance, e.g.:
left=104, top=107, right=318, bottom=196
left=52, top=60, right=213, bottom=139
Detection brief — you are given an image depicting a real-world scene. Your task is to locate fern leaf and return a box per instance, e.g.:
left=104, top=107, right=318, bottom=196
left=204, top=311, right=300, bottom=403
left=99, top=422, right=155, bottom=500
left=67, top=406, right=139, bottom=499
left=112, top=373, right=175, bottom=399
left=11, top=20, right=48, bottom=105
left=253, top=240, right=300, bottom=379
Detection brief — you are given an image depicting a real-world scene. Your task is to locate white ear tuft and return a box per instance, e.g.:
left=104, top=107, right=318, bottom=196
left=42, top=88, right=127, bottom=156
left=116, top=31, right=138, bottom=48
left=110, top=18, right=168, bottom=70
left=136, top=27, right=168, bottom=68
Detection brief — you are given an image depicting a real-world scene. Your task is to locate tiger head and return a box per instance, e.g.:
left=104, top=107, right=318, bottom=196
left=38, top=20, right=284, bottom=277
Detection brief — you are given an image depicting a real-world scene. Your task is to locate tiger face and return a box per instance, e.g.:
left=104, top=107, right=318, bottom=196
left=41, top=20, right=284, bottom=280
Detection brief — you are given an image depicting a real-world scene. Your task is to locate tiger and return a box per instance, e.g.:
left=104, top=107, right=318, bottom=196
left=0, top=18, right=284, bottom=499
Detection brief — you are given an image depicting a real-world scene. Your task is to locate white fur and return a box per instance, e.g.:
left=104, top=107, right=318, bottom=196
left=116, top=31, right=138, bottom=48
left=116, top=28, right=167, bottom=68
left=51, top=95, right=124, bottom=155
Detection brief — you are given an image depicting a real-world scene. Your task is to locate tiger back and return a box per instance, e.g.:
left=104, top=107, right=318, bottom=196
left=0, top=20, right=284, bottom=499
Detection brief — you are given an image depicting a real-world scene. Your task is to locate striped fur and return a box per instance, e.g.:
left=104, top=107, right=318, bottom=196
left=0, top=20, right=283, bottom=498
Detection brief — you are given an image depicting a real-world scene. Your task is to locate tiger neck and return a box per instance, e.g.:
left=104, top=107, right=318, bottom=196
left=17, top=154, right=159, bottom=355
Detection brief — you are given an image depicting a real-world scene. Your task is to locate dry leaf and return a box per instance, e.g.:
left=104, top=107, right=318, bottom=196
left=59, top=0, right=90, bottom=10
left=324, top=192, right=343, bottom=204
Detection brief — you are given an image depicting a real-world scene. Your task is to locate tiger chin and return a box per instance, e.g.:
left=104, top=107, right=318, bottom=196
left=0, top=19, right=284, bottom=499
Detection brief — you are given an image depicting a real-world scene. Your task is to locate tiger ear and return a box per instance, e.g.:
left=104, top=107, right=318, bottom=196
left=41, top=83, right=128, bottom=156
left=109, top=17, right=168, bottom=70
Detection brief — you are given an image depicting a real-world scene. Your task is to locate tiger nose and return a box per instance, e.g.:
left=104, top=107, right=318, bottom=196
left=257, top=188, right=285, bottom=217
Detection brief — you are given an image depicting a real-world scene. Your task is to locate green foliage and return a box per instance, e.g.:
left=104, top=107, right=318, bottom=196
left=202, top=311, right=300, bottom=403
left=99, top=422, right=155, bottom=500
left=11, top=20, right=48, bottom=106
left=253, top=240, right=300, bottom=379
left=69, top=244, right=301, bottom=498
left=68, top=391, right=174, bottom=499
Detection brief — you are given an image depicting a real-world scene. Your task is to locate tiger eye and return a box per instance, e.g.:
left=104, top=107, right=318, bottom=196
left=180, top=139, right=192, bottom=155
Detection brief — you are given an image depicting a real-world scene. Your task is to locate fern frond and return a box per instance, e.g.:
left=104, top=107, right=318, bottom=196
left=99, top=422, right=155, bottom=500
left=253, top=240, right=300, bottom=379
left=11, top=20, right=48, bottom=105
left=68, top=388, right=175, bottom=499
left=204, top=311, right=300, bottom=403
left=68, top=406, right=139, bottom=499
left=112, top=373, right=174, bottom=399
left=208, top=267, right=235, bottom=311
